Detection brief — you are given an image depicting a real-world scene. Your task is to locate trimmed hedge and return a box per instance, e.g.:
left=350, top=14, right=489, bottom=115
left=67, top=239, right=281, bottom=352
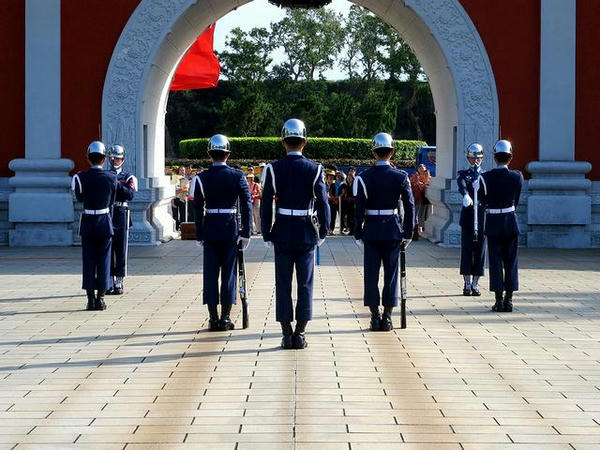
left=167, top=158, right=415, bottom=171
left=180, top=137, right=426, bottom=162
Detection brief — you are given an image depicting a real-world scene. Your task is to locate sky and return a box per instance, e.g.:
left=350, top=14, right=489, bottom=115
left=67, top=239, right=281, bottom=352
left=212, top=0, right=354, bottom=80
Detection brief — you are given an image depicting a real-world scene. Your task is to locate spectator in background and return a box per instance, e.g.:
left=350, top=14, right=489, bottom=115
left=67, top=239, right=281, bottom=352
left=247, top=173, right=262, bottom=234
left=174, top=166, right=189, bottom=229
left=343, top=168, right=356, bottom=235
left=410, top=163, right=432, bottom=240
left=334, top=171, right=348, bottom=233
left=326, top=170, right=338, bottom=234
left=186, top=166, right=197, bottom=222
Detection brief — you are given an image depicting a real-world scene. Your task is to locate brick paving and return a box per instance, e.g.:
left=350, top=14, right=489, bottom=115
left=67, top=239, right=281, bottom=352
left=0, top=237, right=599, bottom=449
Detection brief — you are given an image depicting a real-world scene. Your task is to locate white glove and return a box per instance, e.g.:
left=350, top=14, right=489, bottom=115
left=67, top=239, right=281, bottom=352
left=317, top=238, right=325, bottom=247
left=264, top=241, right=273, bottom=248
left=195, top=241, right=203, bottom=247
left=355, top=239, right=363, bottom=248
left=401, top=238, right=412, bottom=248
left=237, top=236, right=250, bottom=251
left=462, top=194, right=473, bottom=207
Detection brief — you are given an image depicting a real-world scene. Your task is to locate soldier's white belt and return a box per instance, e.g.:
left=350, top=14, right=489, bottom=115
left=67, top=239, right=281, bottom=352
left=487, top=206, right=515, bottom=214
left=277, top=208, right=312, bottom=216
left=114, top=202, right=128, bottom=207
left=205, top=208, right=237, bottom=214
left=83, top=208, right=110, bottom=215
left=365, top=209, right=398, bottom=216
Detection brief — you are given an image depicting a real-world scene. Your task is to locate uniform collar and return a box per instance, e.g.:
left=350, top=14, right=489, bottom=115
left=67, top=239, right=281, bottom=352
left=286, top=151, right=303, bottom=156
left=212, top=162, right=227, bottom=167
left=91, top=165, right=103, bottom=170
left=375, top=161, right=391, bottom=166
left=115, top=167, right=123, bottom=174
left=496, top=165, right=509, bottom=169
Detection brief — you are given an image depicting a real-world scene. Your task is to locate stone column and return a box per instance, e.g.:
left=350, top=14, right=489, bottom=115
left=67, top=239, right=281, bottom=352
left=526, top=0, right=592, bottom=248
left=9, top=0, right=74, bottom=246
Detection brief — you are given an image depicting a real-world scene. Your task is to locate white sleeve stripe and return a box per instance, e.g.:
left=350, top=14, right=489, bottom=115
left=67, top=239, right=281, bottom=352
left=126, top=175, right=138, bottom=192
left=188, top=176, right=196, bottom=197
left=71, top=174, right=82, bottom=193
left=356, top=176, right=368, bottom=199
left=312, top=164, right=322, bottom=189
left=197, top=176, right=205, bottom=198
left=266, top=163, right=276, bottom=194
left=479, top=175, right=487, bottom=195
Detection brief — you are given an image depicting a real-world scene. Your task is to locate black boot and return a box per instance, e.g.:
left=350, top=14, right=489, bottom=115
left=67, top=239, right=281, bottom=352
left=113, top=277, right=124, bottom=295
left=105, top=277, right=116, bottom=295
left=463, top=284, right=472, bottom=296
left=281, top=322, right=294, bottom=349
left=86, top=290, right=95, bottom=310
left=381, top=305, right=394, bottom=331
left=492, top=292, right=503, bottom=312
left=208, top=304, right=219, bottom=331
left=95, top=290, right=107, bottom=311
left=220, top=304, right=235, bottom=331
left=503, top=291, right=513, bottom=312
left=293, top=320, right=308, bottom=349
left=369, top=306, right=381, bottom=331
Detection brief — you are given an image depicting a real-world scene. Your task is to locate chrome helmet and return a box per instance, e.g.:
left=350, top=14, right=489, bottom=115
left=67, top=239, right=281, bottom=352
left=371, top=132, right=394, bottom=151
left=207, top=134, right=231, bottom=152
left=87, top=141, right=106, bottom=156
left=493, top=139, right=512, bottom=155
left=281, top=118, right=307, bottom=141
left=107, top=144, right=125, bottom=159
left=466, top=143, right=484, bottom=159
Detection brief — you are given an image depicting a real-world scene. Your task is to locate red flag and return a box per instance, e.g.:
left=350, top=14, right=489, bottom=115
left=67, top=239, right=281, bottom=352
left=170, top=24, right=220, bottom=90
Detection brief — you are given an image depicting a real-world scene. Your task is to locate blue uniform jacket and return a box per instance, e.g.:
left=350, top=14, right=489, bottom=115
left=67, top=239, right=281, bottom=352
left=354, top=164, right=415, bottom=241
left=111, top=169, right=137, bottom=229
left=261, top=154, right=330, bottom=245
left=192, top=165, right=252, bottom=242
left=72, top=167, right=118, bottom=237
left=457, top=166, right=485, bottom=229
left=480, top=167, right=524, bottom=237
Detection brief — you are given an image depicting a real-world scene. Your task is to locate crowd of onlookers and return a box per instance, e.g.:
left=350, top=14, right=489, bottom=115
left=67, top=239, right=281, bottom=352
left=165, top=162, right=432, bottom=238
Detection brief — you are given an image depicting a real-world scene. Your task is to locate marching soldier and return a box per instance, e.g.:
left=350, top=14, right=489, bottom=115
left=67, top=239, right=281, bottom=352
left=354, top=133, right=415, bottom=331
left=457, top=143, right=486, bottom=296
left=480, top=139, right=524, bottom=312
left=261, top=119, right=330, bottom=349
left=72, top=141, right=118, bottom=311
left=106, top=145, right=137, bottom=295
left=193, top=135, right=252, bottom=331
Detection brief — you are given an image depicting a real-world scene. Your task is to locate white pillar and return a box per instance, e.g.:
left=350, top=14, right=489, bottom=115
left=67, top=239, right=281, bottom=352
left=8, top=0, right=74, bottom=247
left=527, top=0, right=593, bottom=248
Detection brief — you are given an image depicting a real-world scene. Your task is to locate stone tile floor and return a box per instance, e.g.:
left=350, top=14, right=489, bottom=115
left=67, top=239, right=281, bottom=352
left=0, top=237, right=599, bottom=449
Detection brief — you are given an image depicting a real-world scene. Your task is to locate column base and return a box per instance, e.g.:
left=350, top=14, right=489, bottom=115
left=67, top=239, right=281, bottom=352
left=10, top=223, right=73, bottom=247
left=526, top=161, right=592, bottom=248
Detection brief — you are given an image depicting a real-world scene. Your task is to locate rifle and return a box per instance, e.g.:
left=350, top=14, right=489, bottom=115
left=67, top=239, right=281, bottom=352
left=400, top=242, right=407, bottom=329
left=473, top=170, right=480, bottom=243
left=237, top=241, right=249, bottom=329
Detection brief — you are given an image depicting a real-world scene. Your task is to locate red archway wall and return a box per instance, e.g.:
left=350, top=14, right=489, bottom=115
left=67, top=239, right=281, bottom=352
left=0, top=2, right=25, bottom=177
left=61, top=0, right=140, bottom=172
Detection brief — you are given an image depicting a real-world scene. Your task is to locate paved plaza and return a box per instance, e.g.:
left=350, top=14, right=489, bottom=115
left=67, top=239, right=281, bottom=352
left=0, top=238, right=599, bottom=449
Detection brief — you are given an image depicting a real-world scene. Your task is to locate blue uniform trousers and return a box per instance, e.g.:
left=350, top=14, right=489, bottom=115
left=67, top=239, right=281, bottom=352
left=274, top=242, right=315, bottom=322
left=203, top=240, right=237, bottom=305
left=81, top=235, right=112, bottom=291
left=363, top=240, right=401, bottom=307
left=487, top=235, right=519, bottom=292
left=460, top=227, right=486, bottom=276
left=110, top=227, right=128, bottom=277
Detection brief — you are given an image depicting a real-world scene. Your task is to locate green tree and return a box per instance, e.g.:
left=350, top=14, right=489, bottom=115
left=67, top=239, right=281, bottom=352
left=271, top=9, right=344, bottom=80
left=218, top=27, right=275, bottom=82
left=342, top=6, right=386, bottom=81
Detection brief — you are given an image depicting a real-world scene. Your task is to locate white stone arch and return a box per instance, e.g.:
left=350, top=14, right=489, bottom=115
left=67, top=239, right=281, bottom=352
left=102, top=0, right=499, bottom=245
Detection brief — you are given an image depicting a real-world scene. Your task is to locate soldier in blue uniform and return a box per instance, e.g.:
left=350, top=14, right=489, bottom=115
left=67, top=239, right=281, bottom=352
left=354, top=133, right=415, bottom=331
left=480, top=140, right=524, bottom=312
left=261, top=119, right=330, bottom=349
left=193, top=135, right=252, bottom=331
left=105, top=145, right=138, bottom=296
left=457, top=143, right=486, bottom=296
left=72, top=141, right=118, bottom=311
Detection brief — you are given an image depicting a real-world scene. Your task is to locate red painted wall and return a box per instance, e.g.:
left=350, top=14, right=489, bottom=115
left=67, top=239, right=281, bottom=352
left=61, top=0, right=141, bottom=172
left=0, top=2, right=25, bottom=177
left=576, top=1, right=600, bottom=180
left=460, top=0, right=540, bottom=174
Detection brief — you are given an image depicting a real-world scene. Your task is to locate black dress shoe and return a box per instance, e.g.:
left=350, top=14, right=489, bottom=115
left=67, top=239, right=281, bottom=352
left=471, top=286, right=481, bottom=296
left=208, top=304, right=219, bottom=331
left=86, top=290, right=95, bottom=311
left=503, top=292, right=513, bottom=312
left=281, top=322, right=294, bottom=349
left=369, top=306, right=381, bottom=331
left=94, top=291, right=107, bottom=311
left=492, top=292, right=503, bottom=312
left=380, top=306, right=394, bottom=331
left=463, top=286, right=472, bottom=296
left=113, top=286, right=123, bottom=295
left=219, top=304, right=235, bottom=331
left=105, top=287, right=116, bottom=296
left=293, top=321, right=308, bottom=349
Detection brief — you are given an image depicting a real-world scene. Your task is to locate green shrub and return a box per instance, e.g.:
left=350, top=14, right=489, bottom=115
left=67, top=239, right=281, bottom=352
left=180, top=137, right=426, bottom=162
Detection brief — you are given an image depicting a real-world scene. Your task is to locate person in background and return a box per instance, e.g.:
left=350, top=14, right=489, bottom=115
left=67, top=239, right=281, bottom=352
left=334, top=171, right=348, bottom=233
left=410, top=163, right=431, bottom=240
left=326, top=170, right=338, bottom=234
left=343, top=168, right=356, bottom=235
left=174, top=166, right=188, bottom=230
left=247, top=173, right=262, bottom=234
